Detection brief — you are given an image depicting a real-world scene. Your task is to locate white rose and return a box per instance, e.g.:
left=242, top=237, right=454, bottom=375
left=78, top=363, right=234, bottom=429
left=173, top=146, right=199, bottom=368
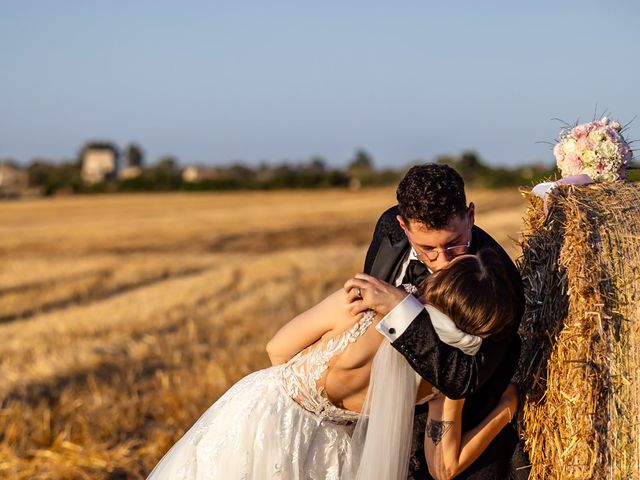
left=601, top=116, right=609, bottom=125
left=589, top=130, right=606, bottom=142
left=597, top=140, right=618, bottom=159
left=611, top=121, right=622, bottom=131
left=596, top=172, right=618, bottom=183
left=563, top=138, right=578, bottom=154
left=582, top=150, right=597, bottom=166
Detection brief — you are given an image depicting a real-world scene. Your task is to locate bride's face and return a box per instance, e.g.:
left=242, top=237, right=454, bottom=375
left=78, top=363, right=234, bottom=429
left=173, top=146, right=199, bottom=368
left=398, top=204, right=475, bottom=272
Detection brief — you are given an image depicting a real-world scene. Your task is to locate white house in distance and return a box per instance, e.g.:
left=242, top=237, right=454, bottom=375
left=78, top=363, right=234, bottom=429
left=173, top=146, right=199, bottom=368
left=81, top=143, right=119, bottom=184
left=0, top=163, right=29, bottom=197
left=118, top=166, right=142, bottom=180
left=182, top=165, right=219, bottom=182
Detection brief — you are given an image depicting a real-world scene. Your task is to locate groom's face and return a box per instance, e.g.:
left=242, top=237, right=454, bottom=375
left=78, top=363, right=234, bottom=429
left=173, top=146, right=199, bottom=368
left=398, top=204, right=475, bottom=271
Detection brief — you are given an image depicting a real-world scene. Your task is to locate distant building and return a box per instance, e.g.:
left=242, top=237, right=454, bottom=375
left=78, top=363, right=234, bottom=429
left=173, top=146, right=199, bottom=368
left=81, top=143, right=119, bottom=184
left=182, top=165, right=219, bottom=182
left=0, top=163, right=29, bottom=197
left=118, top=166, right=143, bottom=180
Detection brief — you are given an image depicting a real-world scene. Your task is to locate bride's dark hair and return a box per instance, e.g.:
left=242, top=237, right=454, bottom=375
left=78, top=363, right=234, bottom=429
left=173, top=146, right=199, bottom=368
left=422, top=249, right=515, bottom=339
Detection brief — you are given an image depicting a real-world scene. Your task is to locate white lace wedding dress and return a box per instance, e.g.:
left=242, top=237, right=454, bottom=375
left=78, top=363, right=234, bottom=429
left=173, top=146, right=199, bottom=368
left=146, top=311, right=376, bottom=479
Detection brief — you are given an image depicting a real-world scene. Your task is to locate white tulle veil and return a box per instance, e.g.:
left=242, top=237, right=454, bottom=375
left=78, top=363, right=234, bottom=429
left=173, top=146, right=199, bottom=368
left=349, top=302, right=483, bottom=479
left=350, top=339, right=420, bottom=480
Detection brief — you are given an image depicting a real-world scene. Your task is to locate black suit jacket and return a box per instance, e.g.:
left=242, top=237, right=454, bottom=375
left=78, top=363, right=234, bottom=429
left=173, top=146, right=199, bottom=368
left=365, top=206, right=526, bottom=478
left=364, top=206, right=525, bottom=404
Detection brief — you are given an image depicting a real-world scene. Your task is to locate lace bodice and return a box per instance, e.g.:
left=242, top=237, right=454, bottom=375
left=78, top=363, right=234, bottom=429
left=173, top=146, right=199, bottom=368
left=280, top=310, right=376, bottom=425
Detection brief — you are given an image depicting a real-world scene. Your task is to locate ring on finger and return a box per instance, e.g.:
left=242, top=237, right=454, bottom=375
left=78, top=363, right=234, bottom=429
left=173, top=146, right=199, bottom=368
left=356, top=288, right=362, bottom=298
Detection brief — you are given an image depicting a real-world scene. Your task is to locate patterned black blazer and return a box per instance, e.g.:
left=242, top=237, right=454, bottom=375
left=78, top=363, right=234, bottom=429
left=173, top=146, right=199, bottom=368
left=364, top=205, right=526, bottom=478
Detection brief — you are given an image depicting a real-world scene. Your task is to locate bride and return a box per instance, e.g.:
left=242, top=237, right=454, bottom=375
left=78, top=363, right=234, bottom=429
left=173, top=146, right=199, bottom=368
left=146, top=249, right=518, bottom=479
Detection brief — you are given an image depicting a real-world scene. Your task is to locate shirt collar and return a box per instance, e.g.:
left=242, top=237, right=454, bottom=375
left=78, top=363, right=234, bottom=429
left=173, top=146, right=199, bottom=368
left=408, top=247, right=432, bottom=273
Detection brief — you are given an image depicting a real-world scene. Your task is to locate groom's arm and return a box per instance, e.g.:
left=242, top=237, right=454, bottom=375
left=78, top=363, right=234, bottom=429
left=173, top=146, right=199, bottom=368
left=344, top=274, right=511, bottom=400
left=378, top=294, right=510, bottom=399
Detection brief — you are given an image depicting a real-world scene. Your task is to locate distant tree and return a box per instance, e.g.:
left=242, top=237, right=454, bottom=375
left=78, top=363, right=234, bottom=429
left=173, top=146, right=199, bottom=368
left=457, top=151, right=489, bottom=183
left=256, top=162, right=275, bottom=182
left=27, top=159, right=82, bottom=196
left=27, top=160, right=52, bottom=187
left=348, top=149, right=374, bottom=171
left=156, top=155, right=178, bottom=172
left=347, top=149, right=378, bottom=188
left=141, top=155, right=181, bottom=190
left=435, top=151, right=489, bottom=185
left=0, top=158, right=21, bottom=169
left=125, top=143, right=144, bottom=168
left=309, top=156, right=327, bottom=174
left=228, top=163, right=256, bottom=183
left=436, top=155, right=458, bottom=168
left=269, top=163, right=297, bottom=188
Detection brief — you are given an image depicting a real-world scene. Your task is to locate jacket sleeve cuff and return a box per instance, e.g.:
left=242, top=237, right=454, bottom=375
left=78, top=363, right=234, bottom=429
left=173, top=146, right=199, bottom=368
left=375, top=294, right=423, bottom=342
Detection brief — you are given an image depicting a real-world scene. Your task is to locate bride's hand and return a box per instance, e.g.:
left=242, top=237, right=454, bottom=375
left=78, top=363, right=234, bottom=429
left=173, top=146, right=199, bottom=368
left=343, top=273, right=408, bottom=317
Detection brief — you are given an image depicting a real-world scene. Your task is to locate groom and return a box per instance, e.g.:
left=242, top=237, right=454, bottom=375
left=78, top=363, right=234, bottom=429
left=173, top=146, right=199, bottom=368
left=345, top=163, right=529, bottom=478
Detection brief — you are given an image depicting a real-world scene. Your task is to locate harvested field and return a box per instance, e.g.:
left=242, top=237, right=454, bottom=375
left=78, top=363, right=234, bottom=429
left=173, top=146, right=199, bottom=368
left=0, top=187, right=525, bottom=479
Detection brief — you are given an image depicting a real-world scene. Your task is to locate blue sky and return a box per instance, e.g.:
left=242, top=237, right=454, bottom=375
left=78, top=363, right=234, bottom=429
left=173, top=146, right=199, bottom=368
left=1, top=1, right=639, bottom=167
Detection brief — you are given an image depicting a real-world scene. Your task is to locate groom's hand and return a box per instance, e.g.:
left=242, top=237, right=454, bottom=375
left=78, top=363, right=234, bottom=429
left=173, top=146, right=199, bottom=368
left=344, top=273, right=408, bottom=317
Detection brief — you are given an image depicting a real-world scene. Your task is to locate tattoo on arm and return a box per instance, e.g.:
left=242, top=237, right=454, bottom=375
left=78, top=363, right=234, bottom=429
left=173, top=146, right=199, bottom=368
left=426, top=419, right=454, bottom=446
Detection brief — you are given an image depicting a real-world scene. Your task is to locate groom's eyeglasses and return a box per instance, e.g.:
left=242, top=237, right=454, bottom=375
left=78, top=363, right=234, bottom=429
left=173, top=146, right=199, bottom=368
left=413, top=239, right=471, bottom=262
left=405, top=216, right=473, bottom=262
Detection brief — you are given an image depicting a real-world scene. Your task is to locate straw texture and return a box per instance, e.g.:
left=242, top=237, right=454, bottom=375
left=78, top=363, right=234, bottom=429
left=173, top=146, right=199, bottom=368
left=515, top=182, right=640, bottom=479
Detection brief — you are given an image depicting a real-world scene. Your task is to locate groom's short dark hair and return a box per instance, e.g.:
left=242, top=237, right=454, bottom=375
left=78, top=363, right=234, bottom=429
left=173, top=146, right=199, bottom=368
left=397, top=164, right=467, bottom=229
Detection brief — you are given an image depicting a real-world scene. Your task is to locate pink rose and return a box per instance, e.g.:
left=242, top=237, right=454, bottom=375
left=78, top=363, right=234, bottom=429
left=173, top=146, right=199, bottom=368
left=595, top=159, right=608, bottom=174
left=553, top=143, right=564, bottom=163
left=565, top=152, right=584, bottom=174
left=572, top=124, right=589, bottom=138
left=577, top=136, right=592, bottom=151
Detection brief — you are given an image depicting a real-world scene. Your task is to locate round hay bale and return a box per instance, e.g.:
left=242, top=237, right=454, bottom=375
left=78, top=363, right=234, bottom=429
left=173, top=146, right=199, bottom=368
left=515, top=182, right=640, bottom=479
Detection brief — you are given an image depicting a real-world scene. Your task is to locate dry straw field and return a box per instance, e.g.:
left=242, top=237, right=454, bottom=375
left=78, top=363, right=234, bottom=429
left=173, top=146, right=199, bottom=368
left=0, top=187, right=526, bottom=479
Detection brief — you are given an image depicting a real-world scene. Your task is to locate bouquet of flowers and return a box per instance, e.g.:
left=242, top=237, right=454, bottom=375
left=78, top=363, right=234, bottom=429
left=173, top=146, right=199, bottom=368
left=553, top=117, right=633, bottom=182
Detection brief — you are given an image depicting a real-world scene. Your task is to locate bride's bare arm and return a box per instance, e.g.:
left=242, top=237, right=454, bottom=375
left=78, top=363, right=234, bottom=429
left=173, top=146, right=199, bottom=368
left=266, top=289, right=353, bottom=365
left=424, top=384, right=518, bottom=480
